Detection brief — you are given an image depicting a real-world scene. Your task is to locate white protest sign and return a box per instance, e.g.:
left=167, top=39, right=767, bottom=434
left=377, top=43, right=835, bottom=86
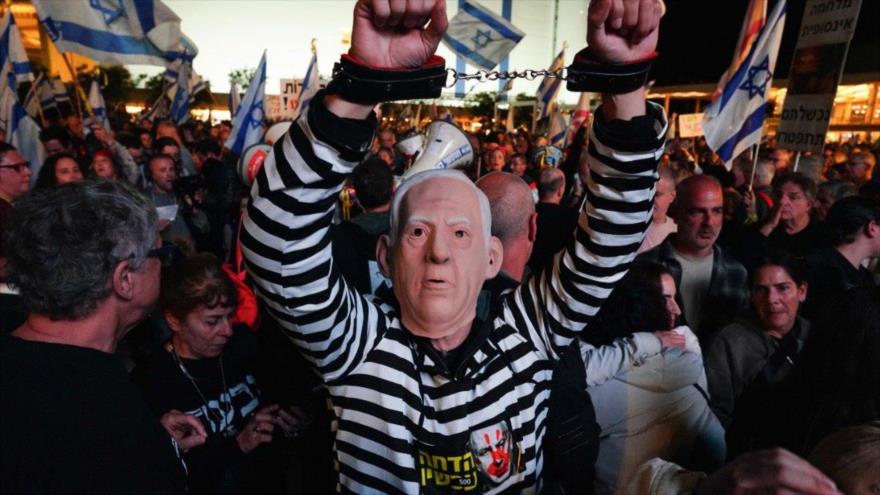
left=279, top=78, right=302, bottom=120
left=678, top=113, right=705, bottom=138
left=776, top=0, right=862, bottom=153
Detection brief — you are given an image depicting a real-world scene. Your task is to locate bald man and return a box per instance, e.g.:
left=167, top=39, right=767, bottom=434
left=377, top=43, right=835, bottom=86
left=475, top=172, right=536, bottom=283
left=638, top=175, right=749, bottom=344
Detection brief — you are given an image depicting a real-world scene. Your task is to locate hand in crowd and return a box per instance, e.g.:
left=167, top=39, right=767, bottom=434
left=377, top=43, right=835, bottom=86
left=742, top=188, right=758, bottom=222
left=91, top=125, right=115, bottom=147
left=350, top=0, right=448, bottom=68
left=653, top=330, right=687, bottom=351
left=695, top=448, right=842, bottom=495
left=236, top=404, right=303, bottom=454
left=759, top=202, right=784, bottom=237
left=160, top=409, right=208, bottom=452
left=587, top=0, right=663, bottom=64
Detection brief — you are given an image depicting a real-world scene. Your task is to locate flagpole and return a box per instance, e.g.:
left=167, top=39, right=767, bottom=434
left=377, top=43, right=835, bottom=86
left=792, top=151, right=801, bottom=172
left=23, top=76, right=48, bottom=127
left=748, top=143, right=760, bottom=191
left=60, top=53, right=83, bottom=117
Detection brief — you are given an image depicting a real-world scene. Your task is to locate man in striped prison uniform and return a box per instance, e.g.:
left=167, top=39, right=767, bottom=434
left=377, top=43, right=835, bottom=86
left=242, top=0, right=668, bottom=492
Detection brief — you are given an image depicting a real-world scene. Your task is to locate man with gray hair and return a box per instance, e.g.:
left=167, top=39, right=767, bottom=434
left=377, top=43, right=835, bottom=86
left=528, top=167, right=580, bottom=271
left=0, top=181, right=205, bottom=494
left=242, top=0, right=669, bottom=492
left=476, top=171, right=537, bottom=283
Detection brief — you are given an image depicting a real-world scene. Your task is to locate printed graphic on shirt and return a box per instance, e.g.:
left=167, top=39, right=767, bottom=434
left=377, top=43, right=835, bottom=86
left=417, top=419, right=522, bottom=493
left=184, top=374, right=260, bottom=436
left=468, top=420, right=519, bottom=485
left=417, top=450, right=480, bottom=492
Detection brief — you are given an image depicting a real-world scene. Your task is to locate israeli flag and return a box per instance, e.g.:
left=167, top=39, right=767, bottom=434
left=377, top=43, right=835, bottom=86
left=87, top=80, right=111, bottom=132
left=0, top=88, right=46, bottom=183
left=31, top=0, right=188, bottom=67
left=703, top=0, right=786, bottom=170
left=295, top=52, right=319, bottom=119
left=225, top=51, right=266, bottom=155
left=0, top=11, right=34, bottom=92
left=548, top=107, right=567, bottom=148
left=536, top=48, right=565, bottom=121
left=51, top=77, right=71, bottom=103
left=442, top=0, right=524, bottom=70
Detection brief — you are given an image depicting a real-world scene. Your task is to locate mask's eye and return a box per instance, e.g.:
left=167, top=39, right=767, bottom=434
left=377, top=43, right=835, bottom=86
left=454, top=229, right=467, bottom=238
left=412, top=227, right=425, bottom=237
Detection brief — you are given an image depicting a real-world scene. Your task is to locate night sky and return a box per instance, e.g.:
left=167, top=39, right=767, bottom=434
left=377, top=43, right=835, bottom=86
left=653, top=0, right=880, bottom=86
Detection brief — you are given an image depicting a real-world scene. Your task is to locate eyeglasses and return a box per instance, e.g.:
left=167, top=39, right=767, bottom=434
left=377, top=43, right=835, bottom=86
left=147, top=244, right=182, bottom=268
left=0, top=162, right=30, bottom=173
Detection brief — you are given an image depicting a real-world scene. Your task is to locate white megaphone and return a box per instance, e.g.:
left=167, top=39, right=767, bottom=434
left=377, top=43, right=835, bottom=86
left=396, top=132, right=424, bottom=161
left=402, top=121, right=473, bottom=179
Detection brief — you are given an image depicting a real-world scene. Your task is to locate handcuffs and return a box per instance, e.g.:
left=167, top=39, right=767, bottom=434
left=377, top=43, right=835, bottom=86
left=325, top=48, right=657, bottom=103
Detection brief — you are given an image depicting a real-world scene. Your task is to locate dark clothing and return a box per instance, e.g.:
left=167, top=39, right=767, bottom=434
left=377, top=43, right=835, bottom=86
left=0, top=198, right=12, bottom=261
left=528, top=202, right=580, bottom=273
left=131, top=328, right=282, bottom=495
left=331, top=211, right=390, bottom=295
left=638, top=238, right=749, bottom=346
left=0, top=335, right=186, bottom=494
left=732, top=220, right=828, bottom=273
left=803, top=247, right=876, bottom=320
left=201, top=158, right=244, bottom=257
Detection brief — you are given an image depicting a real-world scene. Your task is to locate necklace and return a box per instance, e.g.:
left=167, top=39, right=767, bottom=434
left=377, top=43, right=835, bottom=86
left=167, top=341, right=233, bottom=434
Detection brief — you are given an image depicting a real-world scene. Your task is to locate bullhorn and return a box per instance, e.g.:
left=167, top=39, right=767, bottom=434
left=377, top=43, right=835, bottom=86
left=402, top=120, right=473, bottom=179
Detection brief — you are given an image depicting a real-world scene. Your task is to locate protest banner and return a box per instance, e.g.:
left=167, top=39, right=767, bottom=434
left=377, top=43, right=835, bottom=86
left=776, top=0, right=862, bottom=153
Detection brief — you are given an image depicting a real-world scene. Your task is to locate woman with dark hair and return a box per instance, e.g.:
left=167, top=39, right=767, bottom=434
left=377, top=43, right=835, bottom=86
left=34, top=153, right=83, bottom=189
left=706, top=253, right=810, bottom=430
left=585, top=262, right=726, bottom=494
left=754, top=286, right=880, bottom=457
left=131, top=254, right=304, bottom=494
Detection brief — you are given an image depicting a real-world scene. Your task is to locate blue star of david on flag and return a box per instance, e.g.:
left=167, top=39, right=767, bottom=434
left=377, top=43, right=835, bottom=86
left=441, top=0, right=524, bottom=70
left=89, top=0, right=125, bottom=26
left=739, top=56, right=772, bottom=99
left=225, top=50, right=266, bottom=155
left=472, top=29, right=492, bottom=49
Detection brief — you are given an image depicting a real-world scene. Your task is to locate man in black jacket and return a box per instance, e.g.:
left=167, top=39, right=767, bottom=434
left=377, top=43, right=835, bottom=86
left=1, top=181, right=204, bottom=494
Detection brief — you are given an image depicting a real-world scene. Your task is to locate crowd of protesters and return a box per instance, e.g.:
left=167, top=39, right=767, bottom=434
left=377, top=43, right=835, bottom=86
left=2, top=0, right=879, bottom=494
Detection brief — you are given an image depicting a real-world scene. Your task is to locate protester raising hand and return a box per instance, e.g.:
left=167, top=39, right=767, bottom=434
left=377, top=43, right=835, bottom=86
left=350, top=0, right=448, bottom=68
left=587, top=0, right=663, bottom=63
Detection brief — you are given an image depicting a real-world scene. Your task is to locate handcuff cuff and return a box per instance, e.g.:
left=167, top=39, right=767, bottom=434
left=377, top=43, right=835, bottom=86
left=326, top=48, right=657, bottom=103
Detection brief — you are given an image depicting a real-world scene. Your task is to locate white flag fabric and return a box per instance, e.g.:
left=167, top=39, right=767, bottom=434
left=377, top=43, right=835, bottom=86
left=0, top=11, right=34, bottom=93
left=548, top=107, right=568, bottom=148
left=166, top=57, right=205, bottom=124
left=295, top=52, right=319, bottom=119
left=225, top=51, right=266, bottom=155
left=703, top=0, right=786, bottom=170
left=536, top=48, right=565, bottom=121
left=1, top=89, right=46, bottom=183
left=713, top=0, right=767, bottom=101
left=442, top=0, right=524, bottom=70
left=87, top=80, right=111, bottom=132
left=32, top=0, right=188, bottom=66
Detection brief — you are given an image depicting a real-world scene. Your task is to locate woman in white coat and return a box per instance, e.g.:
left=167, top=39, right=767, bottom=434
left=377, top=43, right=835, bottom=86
left=582, top=262, right=727, bottom=494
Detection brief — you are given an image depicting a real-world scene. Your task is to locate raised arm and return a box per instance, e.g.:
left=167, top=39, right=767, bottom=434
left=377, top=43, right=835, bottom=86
left=511, top=0, right=668, bottom=359
left=240, top=0, right=447, bottom=382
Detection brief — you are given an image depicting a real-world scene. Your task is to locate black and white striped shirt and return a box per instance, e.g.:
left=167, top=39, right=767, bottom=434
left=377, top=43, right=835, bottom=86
left=242, top=92, right=667, bottom=494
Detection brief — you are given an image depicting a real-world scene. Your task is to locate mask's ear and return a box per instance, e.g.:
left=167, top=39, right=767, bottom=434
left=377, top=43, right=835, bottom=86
left=485, top=236, right=503, bottom=279
left=376, top=234, right=392, bottom=278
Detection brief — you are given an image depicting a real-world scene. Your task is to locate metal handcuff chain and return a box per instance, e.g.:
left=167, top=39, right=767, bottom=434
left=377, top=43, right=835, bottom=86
left=444, top=67, right=567, bottom=88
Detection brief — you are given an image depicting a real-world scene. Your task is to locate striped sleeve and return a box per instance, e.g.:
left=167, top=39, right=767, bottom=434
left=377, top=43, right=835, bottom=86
left=240, top=91, right=386, bottom=383
left=507, top=102, right=668, bottom=360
